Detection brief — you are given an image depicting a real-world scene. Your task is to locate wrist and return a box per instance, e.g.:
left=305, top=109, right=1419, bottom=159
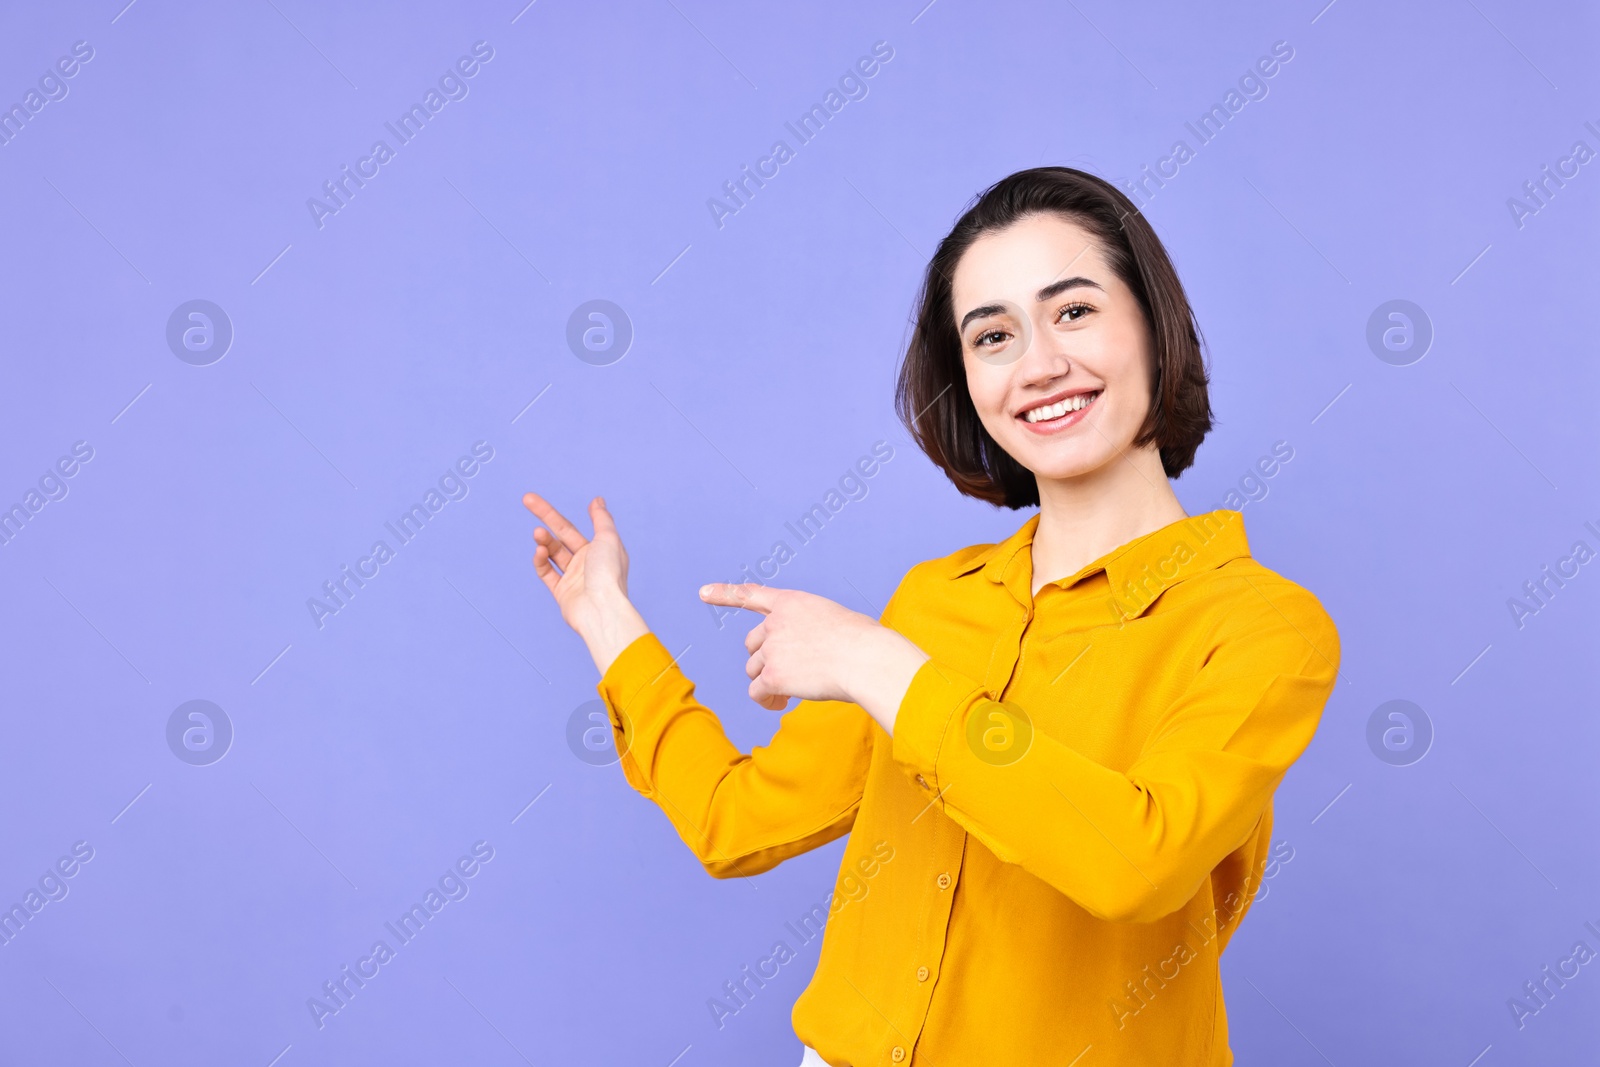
left=848, top=626, right=930, bottom=735
left=579, top=591, right=651, bottom=676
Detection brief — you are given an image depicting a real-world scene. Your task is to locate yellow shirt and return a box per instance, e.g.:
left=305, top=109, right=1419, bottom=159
left=595, top=508, right=1340, bottom=1065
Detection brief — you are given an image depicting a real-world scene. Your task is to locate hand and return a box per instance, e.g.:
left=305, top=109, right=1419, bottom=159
left=699, top=584, right=930, bottom=730
left=523, top=492, right=648, bottom=674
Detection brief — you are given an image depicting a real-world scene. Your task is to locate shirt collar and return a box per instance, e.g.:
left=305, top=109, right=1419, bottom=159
left=941, top=509, right=1252, bottom=619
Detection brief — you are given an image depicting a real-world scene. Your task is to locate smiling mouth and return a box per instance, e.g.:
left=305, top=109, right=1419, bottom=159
left=1020, top=390, right=1101, bottom=424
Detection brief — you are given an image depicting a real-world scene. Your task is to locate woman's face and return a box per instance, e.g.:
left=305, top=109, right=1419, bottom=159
left=950, top=213, right=1156, bottom=483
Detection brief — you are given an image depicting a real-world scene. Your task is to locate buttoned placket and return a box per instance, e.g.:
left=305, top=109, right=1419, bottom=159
left=896, top=546, right=1040, bottom=1065
left=895, top=819, right=966, bottom=1065
left=991, top=541, right=1041, bottom=702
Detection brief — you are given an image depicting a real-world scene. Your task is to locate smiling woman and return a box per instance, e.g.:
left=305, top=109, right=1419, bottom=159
left=525, top=166, right=1340, bottom=1066
left=898, top=171, right=1213, bottom=517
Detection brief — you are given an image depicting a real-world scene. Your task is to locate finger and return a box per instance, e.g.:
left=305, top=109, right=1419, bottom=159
left=537, top=529, right=573, bottom=571
left=534, top=525, right=573, bottom=571
left=589, top=496, right=621, bottom=541
left=746, top=658, right=790, bottom=710
left=743, top=620, right=767, bottom=655
left=749, top=682, right=788, bottom=712
left=522, top=491, right=591, bottom=555
left=699, top=582, right=776, bottom=613
left=531, top=543, right=563, bottom=595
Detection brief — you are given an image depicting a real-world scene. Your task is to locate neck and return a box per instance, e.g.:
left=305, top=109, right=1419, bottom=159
left=1030, top=445, right=1188, bottom=596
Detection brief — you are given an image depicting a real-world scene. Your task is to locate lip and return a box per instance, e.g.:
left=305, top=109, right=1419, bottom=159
left=1015, top=388, right=1102, bottom=436
left=1013, top=386, right=1101, bottom=419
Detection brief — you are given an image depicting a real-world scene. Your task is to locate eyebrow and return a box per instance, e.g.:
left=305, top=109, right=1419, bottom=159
left=958, top=276, right=1106, bottom=332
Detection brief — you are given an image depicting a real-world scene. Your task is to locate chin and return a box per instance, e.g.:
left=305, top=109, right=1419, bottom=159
left=1033, top=461, right=1110, bottom=482
left=1006, top=442, right=1111, bottom=482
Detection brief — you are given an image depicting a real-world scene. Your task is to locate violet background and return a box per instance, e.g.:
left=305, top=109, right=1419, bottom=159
left=0, top=1, right=1596, bottom=1064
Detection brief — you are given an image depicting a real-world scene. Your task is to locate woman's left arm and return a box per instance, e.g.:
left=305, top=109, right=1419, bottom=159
left=882, top=589, right=1340, bottom=924
left=702, top=579, right=1340, bottom=925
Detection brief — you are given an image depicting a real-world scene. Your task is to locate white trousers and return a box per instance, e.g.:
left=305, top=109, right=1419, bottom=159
left=798, top=1045, right=828, bottom=1066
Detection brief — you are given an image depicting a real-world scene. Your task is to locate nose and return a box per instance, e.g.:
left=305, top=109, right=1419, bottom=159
left=1015, top=307, right=1073, bottom=385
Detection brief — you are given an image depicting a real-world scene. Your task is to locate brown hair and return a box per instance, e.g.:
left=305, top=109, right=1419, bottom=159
left=894, top=166, right=1213, bottom=509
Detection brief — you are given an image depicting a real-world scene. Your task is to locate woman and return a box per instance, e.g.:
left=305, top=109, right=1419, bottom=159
left=524, top=167, right=1340, bottom=1065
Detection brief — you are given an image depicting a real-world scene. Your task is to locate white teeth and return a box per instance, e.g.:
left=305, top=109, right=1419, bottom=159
left=1023, top=392, right=1097, bottom=423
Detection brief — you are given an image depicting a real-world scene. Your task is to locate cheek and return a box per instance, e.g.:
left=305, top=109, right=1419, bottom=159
left=964, top=362, right=1009, bottom=422
left=1110, top=366, right=1152, bottom=423
left=1098, top=386, right=1150, bottom=447
left=1099, top=337, right=1156, bottom=423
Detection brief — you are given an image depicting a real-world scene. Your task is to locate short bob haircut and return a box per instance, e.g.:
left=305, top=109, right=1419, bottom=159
left=894, top=166, right=1213, bottom=510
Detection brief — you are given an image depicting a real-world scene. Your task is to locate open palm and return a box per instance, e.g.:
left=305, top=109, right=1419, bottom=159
left=522, top=491, right=630, bottom=634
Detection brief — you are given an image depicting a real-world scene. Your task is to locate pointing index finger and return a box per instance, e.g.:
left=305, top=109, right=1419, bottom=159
left=698, top=582, right=774, bottom=613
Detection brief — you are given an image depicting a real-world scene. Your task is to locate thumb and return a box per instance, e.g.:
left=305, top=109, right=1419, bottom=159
left=590, top=496, right=619, bottom=538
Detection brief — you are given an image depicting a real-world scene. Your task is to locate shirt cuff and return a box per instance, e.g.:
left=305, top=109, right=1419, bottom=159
left=594, top=630, right=677, bottom=790
left=890, top=657, right=990, bottom=800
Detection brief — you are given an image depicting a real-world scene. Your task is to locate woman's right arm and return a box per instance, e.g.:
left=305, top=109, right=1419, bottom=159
left=524, top=492, right=877, bottom=878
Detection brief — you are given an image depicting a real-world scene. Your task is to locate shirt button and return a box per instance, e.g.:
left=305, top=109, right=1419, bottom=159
left=914, top=774, right=928, bottom=789
left=917, top=965, right=930, bottom=982
left=891, top=1047, right=906, bottom=1063
left=937, top=873, right=951, bottom=890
